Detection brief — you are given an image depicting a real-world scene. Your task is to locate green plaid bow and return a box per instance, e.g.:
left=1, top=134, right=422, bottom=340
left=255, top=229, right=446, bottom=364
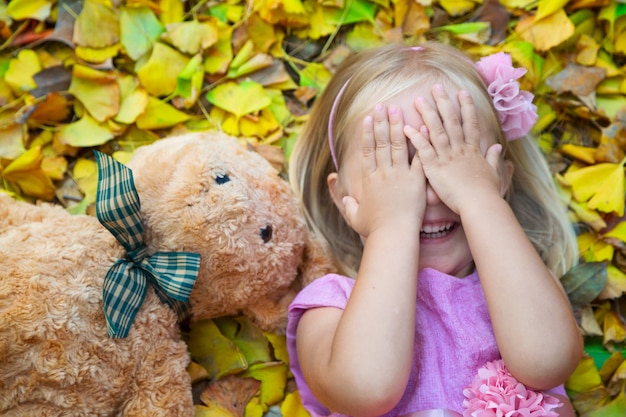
left=95, top=151, right=201, bottom=339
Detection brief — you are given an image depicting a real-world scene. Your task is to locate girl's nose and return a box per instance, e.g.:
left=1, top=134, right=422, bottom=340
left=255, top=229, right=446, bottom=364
left=425, top=182, right=442, bottom=206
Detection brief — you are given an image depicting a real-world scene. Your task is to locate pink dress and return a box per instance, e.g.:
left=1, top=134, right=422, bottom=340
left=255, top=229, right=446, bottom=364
left=286, top=268, right=568, bottom=417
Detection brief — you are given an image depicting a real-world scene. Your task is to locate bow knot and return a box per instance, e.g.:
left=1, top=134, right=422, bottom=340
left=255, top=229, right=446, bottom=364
left=126, top=245, right=149, bottom=264
left=95, top=151, right=201, bottom=339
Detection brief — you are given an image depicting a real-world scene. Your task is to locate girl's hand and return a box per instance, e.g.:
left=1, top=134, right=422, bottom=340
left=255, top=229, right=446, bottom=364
left=403, top=86, right=504, bottom=215
left=343, top=104, right=426, bottom=238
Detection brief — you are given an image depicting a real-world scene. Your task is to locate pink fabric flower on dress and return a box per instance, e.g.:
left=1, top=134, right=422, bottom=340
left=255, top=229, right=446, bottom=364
left=475, top=52, right=538, bottom=141
left=462, top=359, right=562, bottom=417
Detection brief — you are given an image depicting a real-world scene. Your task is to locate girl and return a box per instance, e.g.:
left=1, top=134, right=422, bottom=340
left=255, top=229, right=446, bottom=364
left=287, top=42, right=583, bottom=417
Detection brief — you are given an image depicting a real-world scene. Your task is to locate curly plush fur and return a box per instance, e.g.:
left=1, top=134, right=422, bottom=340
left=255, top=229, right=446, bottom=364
left=0, top=132, right=333, bottom=416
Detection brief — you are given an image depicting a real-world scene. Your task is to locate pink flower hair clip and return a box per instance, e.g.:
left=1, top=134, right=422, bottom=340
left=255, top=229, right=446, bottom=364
left=475, top=52, right=538, bottom=141
left=463, top=359, right=562, bottom=417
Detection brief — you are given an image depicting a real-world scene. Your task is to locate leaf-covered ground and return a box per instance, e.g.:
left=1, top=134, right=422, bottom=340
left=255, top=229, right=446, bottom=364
left=1, top=0, right=626, bottom=415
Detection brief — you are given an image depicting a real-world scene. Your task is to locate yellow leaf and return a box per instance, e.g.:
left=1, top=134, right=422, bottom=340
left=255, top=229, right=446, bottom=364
left=253, top=0, right=308, bottom=27
left=515, top=9, right=575, bottom=51
left=157, top=0, right=184, bottom=25
left=73, top=158, right=98, bottom=205
left=577, top=232, right=614, bottom=263
left=438, top=0, right=478, bottom=17
left=281, top=391, right=311, bottom=417
left=603, top=311, right=626, bottom=344
left=241, top=363, right=288, bottom=407
left=186, top=319, right=248, bottom=380
left=214, top=316, right=272, bottom=366
left=4, top=49, right=41, bottom=94
left=598, top=265, right=626, bottom=300
left=535, top=0, right=570, bottom=22
left=204, top=18, right=234, bottom=75
left=561, top=144, right=596, bottom=164
left=206, top=81, right=272, bottom=120
left=562, top=158, right=626, bottom=216
left=565, top=356, right=603, bottom=392
left=6, top=0, right=51, bottom=21
left=163, top=20, right=218, bottom=55
left=244, top=397, right=265, bottom=417
left=137, top=42, right=190, bottom=97
left=240, top=109, right=280, bottom=138
left=2, top=146, right=55, bottom=200
left=265, top=332, right=289, bottom=364
left=194, top=404, right=235, bottom=417
left=187, top=361, right=209, bottom=384
left=568, top=200, right=607, bottom=232
left=0, top=123, right=26, bottom=160
left=68, top=65, right=120, bottom=123
left=75, top=44, right=121, bottom=64
left=73, top=0, right=120, bottom=48
left=135, top=97, right=190, bottom=130
left=41, top=156, right=67, bottom=181
left=115, top=87, right=149, bottom=125
left=58, top=115, right=114, bottom=148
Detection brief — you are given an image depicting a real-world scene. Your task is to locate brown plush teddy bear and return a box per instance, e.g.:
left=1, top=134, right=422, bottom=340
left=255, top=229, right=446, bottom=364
left=0, top=131, right=333, bottom=416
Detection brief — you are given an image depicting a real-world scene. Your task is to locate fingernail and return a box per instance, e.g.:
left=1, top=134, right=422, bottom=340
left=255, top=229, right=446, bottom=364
left=460, top=90, right=470, bottom=97
left=388, top=105, right=398, bottom=115
left=416, top=97, right=426, bottom=105
left=375, top=104, right=384, bottom=112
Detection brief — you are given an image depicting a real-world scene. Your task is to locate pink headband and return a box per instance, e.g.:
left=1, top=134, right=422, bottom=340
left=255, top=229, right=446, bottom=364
left=327, top=48, right=538, bottom=171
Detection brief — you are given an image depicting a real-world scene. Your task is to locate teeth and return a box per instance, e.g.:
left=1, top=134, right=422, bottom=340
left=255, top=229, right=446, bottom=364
left=420, top=222, right=454, bottom=238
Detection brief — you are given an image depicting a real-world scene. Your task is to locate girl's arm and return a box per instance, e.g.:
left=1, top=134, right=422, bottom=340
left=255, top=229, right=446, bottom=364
left=296, top=104, right=425, bottom=416
left=404, top=86, right=583, bottom=390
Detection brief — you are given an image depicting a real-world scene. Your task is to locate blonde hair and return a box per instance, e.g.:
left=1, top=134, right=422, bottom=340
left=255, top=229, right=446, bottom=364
left=289, top=41, right=577, bottom=278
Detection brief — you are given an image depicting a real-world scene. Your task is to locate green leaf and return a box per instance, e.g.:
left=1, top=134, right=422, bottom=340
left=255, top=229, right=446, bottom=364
left=187, top=319, right=248, bottom=380
left=560, top=262, right=608, bottom=310
left=326, top=0, right=378, bottom=25
left=120, top=7, right=164, bottom=60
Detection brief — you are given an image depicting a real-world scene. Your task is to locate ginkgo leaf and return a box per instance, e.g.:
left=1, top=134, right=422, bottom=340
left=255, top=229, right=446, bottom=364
left=325, top=0, right=378, bottom=25
left=136, top=42, right=189, bottom=97
left=577, top=232, right=614, bottom=263
left=561, top=144, right=596, bottom=164
left=4, top=49, right=41, bottom=94
left=241, top=362, right=288, bottom=408
left=158, top=0, right=184, bottom=25
left=562, top=158, right=626, bottom=216
left=515, top=8, right=575, bottom=51
left=6, top=0, right=51, bottom=21
left=206, top=80, right=271, bottom=119
left=281, top=391, right=309, bottom=417
left=598, top=265, right=626, bottom=300
left=252, top=0, right=308, bottom=27
left=438, top=0, right=477, bottom=17
left=75, top=44, right=121, bottom=64
left=204, top=19, right=234, bottom=74
left=68, top=65, right=120, bottom=123
left=57, top=115, right=114, bottom=147
left=135, top=96, right=191, bottom=130
left=73, top=0, right=120, bottom=48
left=214, top=316, right=272, bottom=366
left=174, top=54, right=204, bottom=108
left=2, top=146, right=55, bottom=200
left=603, top=311, right=626, bottom=344
left=186, top=319, right=248, bottom=380
left=120, top=7, right=164, bottom=60
left=535, top=0, right=570, bottom=22
left=0, top=123, right=26, bottom=159
left=565, top=356, right=603, bottom=392
left=164, top=20, right=218, bottom=55
left=560, top=262, right=608, bottom=310
left=73, top=157, right=97, bottom=198
left=194, top=404, right=235, bottom=417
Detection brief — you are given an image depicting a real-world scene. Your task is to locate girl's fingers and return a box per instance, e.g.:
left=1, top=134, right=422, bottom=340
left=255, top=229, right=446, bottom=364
left=404, top=124, right=435, bottom=162
left=458, top=90, right=481, bottom=148
left=388, top=105, right=408, bottom=167
left=431, top=84, right=464, bottom=150
left=361, top=115, right=377, bottom=175
left=373, top=104, right=392, bottom=168
left=413, top=96, right=447, bottom=155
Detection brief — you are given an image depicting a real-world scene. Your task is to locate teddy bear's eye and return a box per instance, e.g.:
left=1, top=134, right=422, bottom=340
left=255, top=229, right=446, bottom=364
left=260, top=225, right=273, bottom=243
left=215, top=173, right=230, bottom=184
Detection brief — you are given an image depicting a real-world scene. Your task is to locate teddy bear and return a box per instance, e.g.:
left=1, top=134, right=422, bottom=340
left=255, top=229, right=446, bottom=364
left=0, top=131, right=334, bottom=416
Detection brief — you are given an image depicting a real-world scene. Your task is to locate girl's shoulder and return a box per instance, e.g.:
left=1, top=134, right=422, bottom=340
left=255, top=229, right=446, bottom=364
left=290, top=274, right=355, bottom=312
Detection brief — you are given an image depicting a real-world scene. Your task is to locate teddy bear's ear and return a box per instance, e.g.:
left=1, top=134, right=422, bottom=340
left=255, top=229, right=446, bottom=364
left=295, top=233, right=336, bottom=289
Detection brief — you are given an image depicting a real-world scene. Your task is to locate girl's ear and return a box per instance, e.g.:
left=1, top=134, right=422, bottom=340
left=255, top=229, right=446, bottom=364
left=327, top=172, right=346, bottom=217
left=500, top=160, right=514, bottom=197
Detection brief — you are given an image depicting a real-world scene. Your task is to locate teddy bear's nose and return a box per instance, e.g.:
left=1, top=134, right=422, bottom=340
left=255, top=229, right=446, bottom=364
left=260, top=224, right=273, bottom=243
